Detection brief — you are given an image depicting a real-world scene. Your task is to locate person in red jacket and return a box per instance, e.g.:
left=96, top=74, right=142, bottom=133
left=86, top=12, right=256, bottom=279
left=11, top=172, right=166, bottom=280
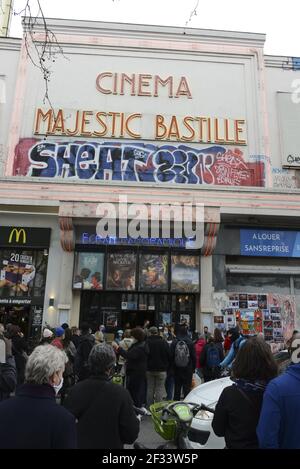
left=51, top=327, right=65, bottom=350
left=223, top=331, right=232, bottom=356
left=194, top=334, right=206, bottom=382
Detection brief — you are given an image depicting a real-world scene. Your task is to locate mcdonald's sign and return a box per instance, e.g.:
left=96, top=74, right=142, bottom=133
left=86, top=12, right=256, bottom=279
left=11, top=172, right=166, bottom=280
left=0, top=227, right=51, bottom=248
left=8, top=228, right=27, bottom=244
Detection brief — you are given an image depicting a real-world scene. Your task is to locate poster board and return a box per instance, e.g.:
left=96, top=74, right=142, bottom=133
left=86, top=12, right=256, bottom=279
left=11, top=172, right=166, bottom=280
left=219, top=292, right=295, bottom=352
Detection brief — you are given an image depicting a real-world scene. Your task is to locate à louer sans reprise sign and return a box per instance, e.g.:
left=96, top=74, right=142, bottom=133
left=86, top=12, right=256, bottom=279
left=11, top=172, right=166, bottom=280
left=240, top=229, right=300, bottom=257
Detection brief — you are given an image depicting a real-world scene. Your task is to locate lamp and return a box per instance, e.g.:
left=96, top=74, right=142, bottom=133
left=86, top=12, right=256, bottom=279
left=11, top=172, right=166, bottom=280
left=49, top=298, right=55, bottom=307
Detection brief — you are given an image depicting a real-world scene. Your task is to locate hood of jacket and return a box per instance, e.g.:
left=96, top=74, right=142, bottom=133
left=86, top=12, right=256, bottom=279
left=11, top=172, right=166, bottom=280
left=78, top=333, right=95, bottom=346
left=286, top=363, right=300, bottom=381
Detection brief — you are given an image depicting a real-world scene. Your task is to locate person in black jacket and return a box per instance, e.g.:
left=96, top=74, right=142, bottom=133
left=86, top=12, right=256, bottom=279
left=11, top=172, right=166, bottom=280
left=0, top=344, right=76, bottom=448
left=75, top=322, right=95, bottom=381
left=212, top=336, right=278, bottom=449
left=200, top=336, right=223, bottom=382
left=146, top=326, right=171, bottom=405
left=0, top=330, right=17, bottom=401
left=64, top=343, right=139, bottom=449
left=171, top=324, right=196, bottom=400
left=114, top=327, right=149, bottom=411
left=10, top=325, right=28, bottom=385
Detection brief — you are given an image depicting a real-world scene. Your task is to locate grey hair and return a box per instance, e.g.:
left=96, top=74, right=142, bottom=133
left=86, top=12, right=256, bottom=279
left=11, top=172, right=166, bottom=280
left=25, top=345, right=68, bottom=385
left=88, top=343, right=116, bottom=375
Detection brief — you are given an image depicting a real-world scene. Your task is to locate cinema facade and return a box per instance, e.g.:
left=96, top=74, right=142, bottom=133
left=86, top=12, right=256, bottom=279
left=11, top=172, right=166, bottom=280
left=1, top=18, right=300, bottom=348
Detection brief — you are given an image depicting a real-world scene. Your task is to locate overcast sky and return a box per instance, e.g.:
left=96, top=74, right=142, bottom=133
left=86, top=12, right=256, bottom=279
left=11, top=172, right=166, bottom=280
left=9, top=0, right=300, bottom=57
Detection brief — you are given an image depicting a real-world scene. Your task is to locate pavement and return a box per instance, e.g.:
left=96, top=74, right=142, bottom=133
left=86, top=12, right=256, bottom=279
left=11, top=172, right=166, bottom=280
left=125, top=414, right=167, bottom=449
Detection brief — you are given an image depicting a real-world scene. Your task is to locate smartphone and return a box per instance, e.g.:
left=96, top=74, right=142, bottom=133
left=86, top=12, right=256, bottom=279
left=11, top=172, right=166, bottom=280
left=0, top=338, right=6, bottom=364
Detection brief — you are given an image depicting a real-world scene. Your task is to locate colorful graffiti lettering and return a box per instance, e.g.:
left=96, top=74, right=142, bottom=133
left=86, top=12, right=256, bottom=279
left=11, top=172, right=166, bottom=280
left=13, top=139, right=265, bottom=187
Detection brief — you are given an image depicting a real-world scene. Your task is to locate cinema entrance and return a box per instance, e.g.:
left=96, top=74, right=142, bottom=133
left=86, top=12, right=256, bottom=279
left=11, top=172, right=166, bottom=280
left=79, top=290, right=196, bottom=331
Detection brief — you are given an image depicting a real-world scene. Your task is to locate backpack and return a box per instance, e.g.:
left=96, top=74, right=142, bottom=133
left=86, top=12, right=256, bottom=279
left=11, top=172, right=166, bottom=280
left=206, top=344, right=221, bottom=368
left=174, top=340, right=190, bottom=367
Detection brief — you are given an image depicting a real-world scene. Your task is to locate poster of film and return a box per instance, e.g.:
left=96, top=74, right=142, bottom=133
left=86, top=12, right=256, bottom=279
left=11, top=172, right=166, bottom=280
left=220, top=293, right=295, bottom=352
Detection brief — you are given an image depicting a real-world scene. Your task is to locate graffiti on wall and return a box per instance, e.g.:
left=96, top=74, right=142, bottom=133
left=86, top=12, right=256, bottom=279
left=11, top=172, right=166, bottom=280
left=272, top=167, right=299, bottom=189
left=13, top=139, right=265, bottom=187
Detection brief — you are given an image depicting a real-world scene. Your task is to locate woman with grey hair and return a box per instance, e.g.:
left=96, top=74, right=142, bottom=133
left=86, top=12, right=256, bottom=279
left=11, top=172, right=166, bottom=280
left=64, top=343, right=139, bottom=449
left=0, top=345, right=77, bottom=448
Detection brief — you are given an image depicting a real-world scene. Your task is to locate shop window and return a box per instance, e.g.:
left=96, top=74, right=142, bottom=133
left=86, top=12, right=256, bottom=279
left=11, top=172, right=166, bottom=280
left=227, top=274, right=291, bottom=294
left=0, top=249, right=48, bottom=299
left=148, top=294, right=155, bottom=310
left=121, top=293, right=138, bottom=310
left=177, top=295, right=194, bottom=312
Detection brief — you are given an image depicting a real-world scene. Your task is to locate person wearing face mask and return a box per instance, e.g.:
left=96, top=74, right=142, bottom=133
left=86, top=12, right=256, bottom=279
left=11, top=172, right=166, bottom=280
left=64, top=343, right=139, bottom=449
left=0, top=345, right=77, bottom=448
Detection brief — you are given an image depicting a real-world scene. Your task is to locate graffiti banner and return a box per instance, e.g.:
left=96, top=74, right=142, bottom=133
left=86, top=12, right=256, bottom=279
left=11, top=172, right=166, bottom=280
left=13, top=139, right=265, bottom=187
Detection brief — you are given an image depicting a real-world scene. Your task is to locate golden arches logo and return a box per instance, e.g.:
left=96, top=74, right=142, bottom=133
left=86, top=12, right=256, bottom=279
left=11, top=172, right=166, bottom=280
left=8, top=228, right=26, bottom=244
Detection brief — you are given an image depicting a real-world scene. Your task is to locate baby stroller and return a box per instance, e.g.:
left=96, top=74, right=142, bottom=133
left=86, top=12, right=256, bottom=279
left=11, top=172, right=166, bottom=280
left=111, top=363, right=124, bottom=386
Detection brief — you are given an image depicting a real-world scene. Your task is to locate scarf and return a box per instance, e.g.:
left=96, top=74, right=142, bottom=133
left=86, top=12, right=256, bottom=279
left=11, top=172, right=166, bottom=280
left=231, top=378, right=267, bottom=393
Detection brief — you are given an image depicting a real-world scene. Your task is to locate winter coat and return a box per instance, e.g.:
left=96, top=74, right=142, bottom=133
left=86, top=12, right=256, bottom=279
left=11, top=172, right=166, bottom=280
left=0, top=383, right=77, bottom=448
left=64, top=375, right=139, bottom=449
left=0, top=356, right=17, bottom=401
left=257, top=363, right=300, bottom=449
left=118, top=340, right=149, bottom=377
left=146, top=335, right=170, bottom=372
left=195, top=338, right=206, bottom=369
left=11, top=335, right=28, bottom=384
left=74, top=333, right=95, bottom=380
left=224, top=336, right=231, bottom=353
left=220, top=336, right=246, bottom=369
left=170, top=335, right=196, bottom=373
left=212, top=383, right=265, bottom=449
left=51, top=337, right=64, bottom=350
left=118, top=337, right=133, bottom=365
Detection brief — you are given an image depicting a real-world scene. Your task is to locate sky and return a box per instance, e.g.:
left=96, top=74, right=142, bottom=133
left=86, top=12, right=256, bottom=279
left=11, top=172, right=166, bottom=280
left=9, top=0, right=300, bottom=57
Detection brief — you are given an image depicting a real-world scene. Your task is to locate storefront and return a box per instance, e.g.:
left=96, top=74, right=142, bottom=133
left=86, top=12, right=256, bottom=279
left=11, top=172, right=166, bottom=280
left=0, top=226, right=51, bottom=342
left=73, top=227, right=200, bottom=331
left=213, top=224, right=300, bottom=351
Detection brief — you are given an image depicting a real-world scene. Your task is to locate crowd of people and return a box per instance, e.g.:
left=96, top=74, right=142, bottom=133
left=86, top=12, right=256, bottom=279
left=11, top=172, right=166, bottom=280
left=0, top=320, right=299, bottom=449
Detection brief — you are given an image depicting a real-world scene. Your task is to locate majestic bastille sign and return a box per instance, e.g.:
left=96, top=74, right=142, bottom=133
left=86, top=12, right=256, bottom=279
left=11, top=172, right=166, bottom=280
left=32, top=71, right=247, bottom=145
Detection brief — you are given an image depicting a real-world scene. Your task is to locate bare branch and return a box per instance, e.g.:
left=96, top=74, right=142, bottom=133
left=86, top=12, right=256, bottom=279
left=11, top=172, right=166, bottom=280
left=14, top=0, right=67, bottom=111
left=184, top=0, right=200, bottom=29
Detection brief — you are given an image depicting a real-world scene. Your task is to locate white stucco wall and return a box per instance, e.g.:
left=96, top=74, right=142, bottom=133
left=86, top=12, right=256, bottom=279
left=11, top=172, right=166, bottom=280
left=0, top=38, right=20, bottom=176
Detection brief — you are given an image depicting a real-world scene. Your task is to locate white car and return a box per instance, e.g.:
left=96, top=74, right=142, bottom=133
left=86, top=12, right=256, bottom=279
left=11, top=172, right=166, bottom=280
left=184, top=377, right=231, bottom=449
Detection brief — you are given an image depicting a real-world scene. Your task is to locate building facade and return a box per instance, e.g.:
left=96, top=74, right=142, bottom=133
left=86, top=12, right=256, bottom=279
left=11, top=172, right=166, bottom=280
left=0, top=19, right=300, bottom=349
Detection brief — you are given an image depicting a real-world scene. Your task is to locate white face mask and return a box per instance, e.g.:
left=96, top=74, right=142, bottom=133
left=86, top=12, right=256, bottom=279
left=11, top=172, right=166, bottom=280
left=53, top=377, right=64, bottom=395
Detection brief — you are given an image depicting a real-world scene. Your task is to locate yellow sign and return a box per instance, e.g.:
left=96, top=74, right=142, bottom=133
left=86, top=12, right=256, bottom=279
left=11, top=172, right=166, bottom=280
left=8, top=228, right=26, bottom=244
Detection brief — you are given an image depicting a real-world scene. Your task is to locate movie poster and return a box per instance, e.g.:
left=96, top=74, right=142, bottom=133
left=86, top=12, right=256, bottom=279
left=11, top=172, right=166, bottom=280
left=0, top=250, right=36, bottom=297
left=171, top=255, right=199, bottom=292
left=162, top=312, right=172, bottom=325
left=73, top=252, right=104, bottom=290
left=139, top=254, right=168, bottom=290
left=106, top=253, right=136, bottom=290
left=180, top=314, right=190, bottom=326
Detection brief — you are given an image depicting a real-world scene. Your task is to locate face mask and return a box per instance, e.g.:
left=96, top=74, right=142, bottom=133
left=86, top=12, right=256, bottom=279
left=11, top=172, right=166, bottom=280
left=53, top=377, right=64, bottom=395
